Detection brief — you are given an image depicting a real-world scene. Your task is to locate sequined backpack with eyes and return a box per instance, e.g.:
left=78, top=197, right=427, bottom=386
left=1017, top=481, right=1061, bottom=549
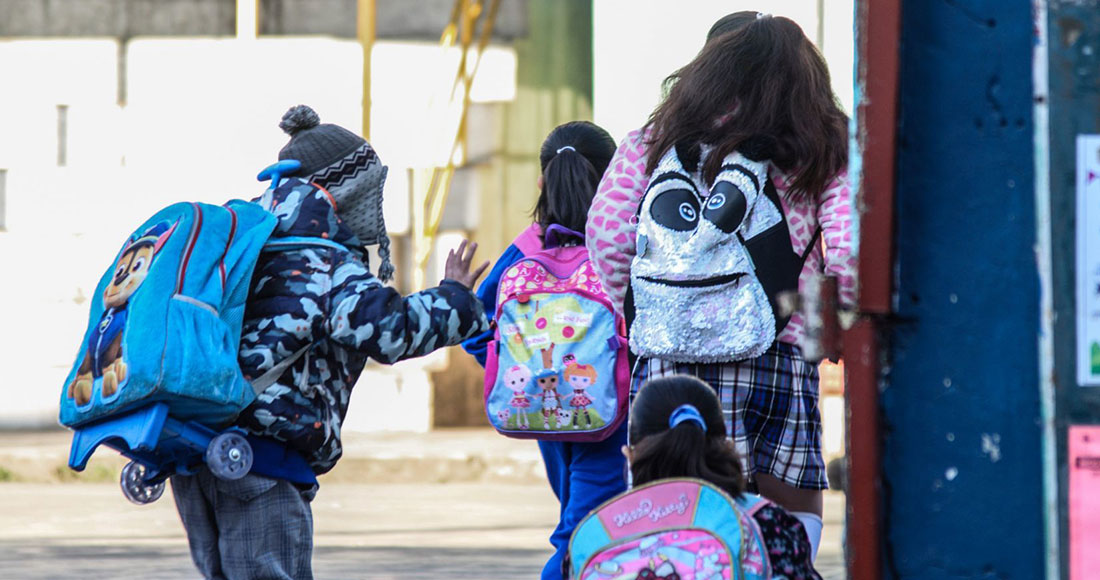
left=629, top=144, right=819, bottom=363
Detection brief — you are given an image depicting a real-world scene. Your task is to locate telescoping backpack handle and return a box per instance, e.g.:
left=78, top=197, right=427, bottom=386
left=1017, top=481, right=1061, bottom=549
left=257, top=159, right=302, bottom=188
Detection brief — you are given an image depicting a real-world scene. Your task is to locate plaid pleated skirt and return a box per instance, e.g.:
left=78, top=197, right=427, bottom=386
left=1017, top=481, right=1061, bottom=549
left=631, top=342, right=828, bottom=490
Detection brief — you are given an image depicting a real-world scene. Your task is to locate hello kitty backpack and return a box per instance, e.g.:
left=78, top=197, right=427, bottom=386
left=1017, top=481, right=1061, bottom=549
left=567, top=478, right=775, bottom=580
left=484, top=224, right=630, bottom=441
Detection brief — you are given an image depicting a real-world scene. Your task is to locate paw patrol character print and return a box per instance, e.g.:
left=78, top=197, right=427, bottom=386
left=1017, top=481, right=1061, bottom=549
left=67, top=221, right=176, bottom=406
left=562, top=354, right=597, bottom=429
left=502, top=364, right=533, bottom=430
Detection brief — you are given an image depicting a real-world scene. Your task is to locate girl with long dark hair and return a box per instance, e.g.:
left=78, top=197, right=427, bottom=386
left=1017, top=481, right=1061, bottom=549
left=464, top=121, right=625, bottom=580
left=585, top=12, right=855, bottom=559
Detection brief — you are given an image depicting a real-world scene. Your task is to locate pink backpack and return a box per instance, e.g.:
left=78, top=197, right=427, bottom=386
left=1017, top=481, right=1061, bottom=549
left=568, top=478, right=775, bottom=580
left=484, top=224, right=629, bottom=441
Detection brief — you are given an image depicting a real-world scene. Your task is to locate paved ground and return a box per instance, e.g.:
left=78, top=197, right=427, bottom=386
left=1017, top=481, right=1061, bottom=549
left=0, top=482, right=845, bottom=579
left=0, top=429, right=845, bottom=578
left=0, top=482, right=556, bottom=579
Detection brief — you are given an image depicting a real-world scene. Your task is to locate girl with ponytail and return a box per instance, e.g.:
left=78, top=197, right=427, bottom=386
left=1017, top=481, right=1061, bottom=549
left=626, top=375, right=821, bottom=578
left=462, top=121, right=623, bottom=580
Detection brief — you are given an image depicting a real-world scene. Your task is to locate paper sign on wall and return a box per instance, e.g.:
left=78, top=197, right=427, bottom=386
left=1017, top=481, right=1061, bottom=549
left=1070, top=426, right=1100, bottom=579
left=1075, top=135, right=1100, bottom=386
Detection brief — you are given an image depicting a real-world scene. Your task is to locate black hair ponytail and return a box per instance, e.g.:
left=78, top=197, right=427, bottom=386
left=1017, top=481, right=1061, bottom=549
left=534, top=121, right=616, bottom=242
left=629, top=375, right=746, bottom=497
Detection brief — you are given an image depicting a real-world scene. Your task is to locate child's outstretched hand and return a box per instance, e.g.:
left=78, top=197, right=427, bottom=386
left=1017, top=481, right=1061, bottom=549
left=444, top=239, right=490, bottom=289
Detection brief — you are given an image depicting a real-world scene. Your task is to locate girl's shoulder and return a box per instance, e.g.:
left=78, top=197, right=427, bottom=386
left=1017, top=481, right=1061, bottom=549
left=623, top=127, right=650, bottom=147
left=771, top=166, right=850, bottom=215
left=614, top=127, right=652, bottom=165
left=511, top=223, right=544, bottom=255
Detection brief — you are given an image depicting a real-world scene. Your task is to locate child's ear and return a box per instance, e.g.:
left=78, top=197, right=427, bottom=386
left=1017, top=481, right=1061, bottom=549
left=537, top=175, right=544, bottom=190
left=621, top=445, right=633, bottom=462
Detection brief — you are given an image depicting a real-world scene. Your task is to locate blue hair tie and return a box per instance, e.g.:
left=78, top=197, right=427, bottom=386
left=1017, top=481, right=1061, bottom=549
left=668, top=404, right=707, bottom=432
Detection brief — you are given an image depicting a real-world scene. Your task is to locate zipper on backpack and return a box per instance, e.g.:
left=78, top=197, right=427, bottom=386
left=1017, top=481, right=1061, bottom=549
left=216, top=206, right=238, bottom=288
left=175, top=203, right=203, bottom=295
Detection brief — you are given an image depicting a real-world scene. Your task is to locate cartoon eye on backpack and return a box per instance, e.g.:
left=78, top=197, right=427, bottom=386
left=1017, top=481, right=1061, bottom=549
left=630, top=143, right=818, bottom=363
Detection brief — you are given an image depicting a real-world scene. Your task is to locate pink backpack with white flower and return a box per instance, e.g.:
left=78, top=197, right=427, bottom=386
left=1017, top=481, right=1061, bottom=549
left=484, top=224, right=629, bottom=441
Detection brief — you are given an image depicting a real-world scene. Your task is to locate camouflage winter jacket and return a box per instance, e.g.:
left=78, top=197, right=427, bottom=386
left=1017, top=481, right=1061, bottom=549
left=235, top=178, right=488, bottom=474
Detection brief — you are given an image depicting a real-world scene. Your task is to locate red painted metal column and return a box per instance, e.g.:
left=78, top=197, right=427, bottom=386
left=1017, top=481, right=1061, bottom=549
left=846, top=0, right=900, bottom=578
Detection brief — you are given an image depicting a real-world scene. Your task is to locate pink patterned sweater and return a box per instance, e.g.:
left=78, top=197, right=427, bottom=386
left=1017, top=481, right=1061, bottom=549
left=585, top=129, right=857, bottom=349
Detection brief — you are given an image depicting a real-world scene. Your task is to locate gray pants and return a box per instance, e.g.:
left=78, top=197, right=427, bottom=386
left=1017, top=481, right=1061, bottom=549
left=171, top=470, right=314, bottom=580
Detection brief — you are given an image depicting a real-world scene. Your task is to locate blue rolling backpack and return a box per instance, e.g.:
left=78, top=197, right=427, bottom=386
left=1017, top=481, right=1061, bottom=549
left=59, top=161, right=335, bottom=504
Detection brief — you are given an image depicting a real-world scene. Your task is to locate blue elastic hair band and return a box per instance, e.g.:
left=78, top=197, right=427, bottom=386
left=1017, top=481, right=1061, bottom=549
left=668, top=404, right=707, bottom=432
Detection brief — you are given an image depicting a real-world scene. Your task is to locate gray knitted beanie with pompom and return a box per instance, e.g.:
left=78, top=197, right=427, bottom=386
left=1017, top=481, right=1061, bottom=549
left=278, top=105, right=394, bottom=282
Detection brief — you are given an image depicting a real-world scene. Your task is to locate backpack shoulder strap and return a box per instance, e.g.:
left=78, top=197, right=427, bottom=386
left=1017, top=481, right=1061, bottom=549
left=250, top=235, right=350, bottom=395
left=801, top=226, right=823, bottom=264
left=512, top=224, right=544, bottom=256
left=762, top=175, right=823, bottom=268
left=250, top=344, right=311, bottom=395
left=737, top=493, right=775, bottom=517
left=262, top=236, right=350, bottom=253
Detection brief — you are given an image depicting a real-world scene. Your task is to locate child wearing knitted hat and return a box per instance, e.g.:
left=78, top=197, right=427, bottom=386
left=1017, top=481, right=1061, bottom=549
left=170, top=105, right=490, bottom=580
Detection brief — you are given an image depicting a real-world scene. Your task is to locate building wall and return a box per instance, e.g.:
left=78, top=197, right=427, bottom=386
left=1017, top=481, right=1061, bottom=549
left=431, top=0, right=595, bottom=427
left=0, top=0, right=237, bottom=36
left=0, top=36, right=517, bottom=430
left=0, top=0, right=527, bottom=39
left=883, top=1, right=1043, bottom=577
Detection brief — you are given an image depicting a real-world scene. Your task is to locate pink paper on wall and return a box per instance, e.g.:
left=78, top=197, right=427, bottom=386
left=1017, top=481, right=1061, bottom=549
left=1070, top=425, right=1100, bottom=579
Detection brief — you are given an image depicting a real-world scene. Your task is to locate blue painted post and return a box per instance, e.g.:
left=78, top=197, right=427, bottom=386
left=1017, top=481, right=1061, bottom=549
left=884, top=1, right=1044, bottom=577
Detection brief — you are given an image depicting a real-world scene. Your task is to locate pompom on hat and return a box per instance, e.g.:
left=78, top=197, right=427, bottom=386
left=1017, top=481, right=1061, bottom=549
left=277, top=105, right=394, bottom=282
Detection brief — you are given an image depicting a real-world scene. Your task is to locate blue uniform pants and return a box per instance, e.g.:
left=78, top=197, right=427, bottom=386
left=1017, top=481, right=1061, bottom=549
left=538, top=420, right=629, bottom=580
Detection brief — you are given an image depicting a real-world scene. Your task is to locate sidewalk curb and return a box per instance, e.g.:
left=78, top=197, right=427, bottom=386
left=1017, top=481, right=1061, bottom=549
left=0, top=429, right=547, bottom=485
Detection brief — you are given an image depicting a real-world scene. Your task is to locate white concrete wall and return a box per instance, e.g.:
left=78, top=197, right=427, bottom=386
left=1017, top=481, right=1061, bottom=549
left=0, top=37, right=515, bottom=430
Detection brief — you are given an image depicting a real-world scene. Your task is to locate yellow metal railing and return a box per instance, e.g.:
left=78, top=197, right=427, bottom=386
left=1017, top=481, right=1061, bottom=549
left=408, top=0, right=501, bottom=289
left=356, top=0, right=500, bottom=289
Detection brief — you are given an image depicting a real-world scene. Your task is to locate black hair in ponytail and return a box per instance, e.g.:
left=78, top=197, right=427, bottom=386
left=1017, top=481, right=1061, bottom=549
left=629, top=375, right=746, bottom=497
left=534, top=121, right=616, bottom=242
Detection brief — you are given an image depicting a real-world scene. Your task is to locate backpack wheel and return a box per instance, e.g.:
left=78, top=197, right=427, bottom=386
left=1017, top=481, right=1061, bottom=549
left=120, top=461, right=165, bottom=505
left=205, top=432, right=253, bottom=481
